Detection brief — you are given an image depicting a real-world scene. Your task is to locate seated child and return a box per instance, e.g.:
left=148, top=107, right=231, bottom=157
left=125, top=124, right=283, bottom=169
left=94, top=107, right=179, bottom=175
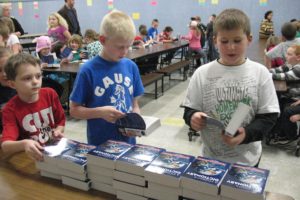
left=159, top=26, right=176, bottom=64
left=83, top=29, right=103, bottom=59
left=61, top=34, right=87, bottom=63
left=133, top=25, right=153, bottom=49
left=181, top=20, right=206, bottom=67
left=270, top=45, right=300, bottom=143
left=35, top=36, right=58, bottom=68
left=1, top=53, right=66, bottom=161
left=265, top=36, right=284, bottom=68
left=0, top=47, right=15, bottom=133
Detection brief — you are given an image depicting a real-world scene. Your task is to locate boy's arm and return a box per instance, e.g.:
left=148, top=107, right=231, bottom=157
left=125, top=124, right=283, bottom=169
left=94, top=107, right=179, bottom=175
left=241, top=113, right=278, bottom=144
left=131, top=98, right=141, bottom=114
left=183, top=107, right=207, bottom=131
left=70, top=101, right=125, bottom=123
left=1, top=140, right=44, bottom=161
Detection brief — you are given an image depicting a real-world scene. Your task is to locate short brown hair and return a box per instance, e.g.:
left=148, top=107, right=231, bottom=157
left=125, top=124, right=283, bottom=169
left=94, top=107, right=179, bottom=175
left=281, top=22, right=297, bottom=40
left=1, top=16, right=14, bottom=33
left=84, top=29, right=99, bottom=41
left=213, top=9, right=251, bottom=37
left=5, top=53, right=40, bottom=80
left=0, top=19, right=10, bottom=40
left=290, top=45, right=300, bottom=56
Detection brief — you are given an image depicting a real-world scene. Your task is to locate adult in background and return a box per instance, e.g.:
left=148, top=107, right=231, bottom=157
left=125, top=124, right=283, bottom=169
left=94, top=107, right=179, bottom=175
left=58, top=0, right=81, bottom=36
left=0, top=3, right=25, bottom=36
left=259, top=10, right=274, bottom=39
left=206, top=14, right=218, bottom=61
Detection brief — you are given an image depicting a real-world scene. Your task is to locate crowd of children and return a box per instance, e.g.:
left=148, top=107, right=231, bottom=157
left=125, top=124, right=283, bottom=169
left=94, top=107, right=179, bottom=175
left=0, top=3, right=300, bottom=171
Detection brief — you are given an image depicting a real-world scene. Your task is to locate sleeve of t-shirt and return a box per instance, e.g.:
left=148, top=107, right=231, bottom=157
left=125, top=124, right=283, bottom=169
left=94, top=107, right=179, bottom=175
left=70, top=67, right=90, bottom=105
left=1, top=102, right=20, bottom=142
left=257, top=67, right=280, bottom=114
left=265, top=43, right=284, bottom=59
left=49, top=88, right=66, bottom=127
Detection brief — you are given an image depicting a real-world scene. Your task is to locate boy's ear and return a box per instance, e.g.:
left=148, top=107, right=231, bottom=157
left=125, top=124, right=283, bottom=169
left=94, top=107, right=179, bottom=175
left=99, top=35, right=105, bottom=45
left=247, top=34, right=253, bottom=43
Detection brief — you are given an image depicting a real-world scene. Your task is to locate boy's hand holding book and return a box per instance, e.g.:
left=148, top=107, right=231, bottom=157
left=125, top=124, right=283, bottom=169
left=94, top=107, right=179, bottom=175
left=190, top=112, right=208, bottom=131
left=100, top=106, right=125, bottom=123
left=23, top=139, right=44, bottom=161
left=221, top=127, right=246, bottom=147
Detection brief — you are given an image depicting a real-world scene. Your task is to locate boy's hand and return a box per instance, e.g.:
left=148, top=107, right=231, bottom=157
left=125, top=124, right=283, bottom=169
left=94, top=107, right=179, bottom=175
left=290, top=114, right=300, bottom=123
left=100, top=106, right=125, bottom=123
left=221, top=127, right=246, bottom=147
left=190, top=112, right=208, bottom=131
left=23, top=140, right=44, bottom=161
left=291, top=100, right=300, bottom=106
left=118, top=128, right=139, bottom=137
left=53, top=129, right=64, bottom=139
left=41, top=63, right=48, bottom=68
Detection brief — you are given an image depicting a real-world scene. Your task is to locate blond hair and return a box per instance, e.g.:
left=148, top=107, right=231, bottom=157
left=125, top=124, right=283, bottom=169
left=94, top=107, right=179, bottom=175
left=1, top=16, right=14, bottom=33
left=213, top=8, right=251, bottom=37
left=47, top=12, right=69, bottom=30
left=290, top=45, right=300, bottom=56
left=99, top=10, right=136, bottom=40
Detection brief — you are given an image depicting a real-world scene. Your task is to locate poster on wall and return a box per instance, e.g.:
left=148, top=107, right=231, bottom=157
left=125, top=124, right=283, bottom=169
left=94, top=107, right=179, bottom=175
left=259, top=0, right=268, bottom=6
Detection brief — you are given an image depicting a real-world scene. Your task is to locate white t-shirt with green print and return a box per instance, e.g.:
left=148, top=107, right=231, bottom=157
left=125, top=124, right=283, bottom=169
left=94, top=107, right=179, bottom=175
left=183, top=59, right=279, bottom=166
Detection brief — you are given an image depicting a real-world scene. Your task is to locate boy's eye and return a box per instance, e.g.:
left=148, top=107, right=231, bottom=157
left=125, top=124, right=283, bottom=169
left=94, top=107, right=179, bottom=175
left=234, top=40, right=241, bottom=43
left=221, top=40, right=228, bottom=44
left=36, top=74, right=42, bottom=79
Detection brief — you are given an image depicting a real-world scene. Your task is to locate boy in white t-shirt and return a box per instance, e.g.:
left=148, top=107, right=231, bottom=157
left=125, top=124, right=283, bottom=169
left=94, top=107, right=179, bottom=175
left=182, top=9, right=279, bottom=167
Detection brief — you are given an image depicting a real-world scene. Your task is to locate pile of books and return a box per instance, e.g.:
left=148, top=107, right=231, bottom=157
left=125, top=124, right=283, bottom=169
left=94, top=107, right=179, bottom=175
left=144, top=151, right=194, bottom=200
left=114, top=144, right=165, bottom=200
left=36, top=138, right=96, bottom=191
left=86, top=140, right=133, bottom=195
left=181, top=156, right=230, bottom=200
left=36, top=138, right=270, bottom=200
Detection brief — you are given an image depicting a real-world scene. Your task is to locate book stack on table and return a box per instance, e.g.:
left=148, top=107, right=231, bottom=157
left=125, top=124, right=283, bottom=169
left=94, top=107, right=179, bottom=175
left=220, top=163, right=269, bottom=200
left=144, top=151, right=195, bottom=200
left=86, top=140, right=133, bottom=195
left=36, top=138, right=96, bottom=191
left=114, top=144, right=165, bottom=200
left=180, top=156, right=230, bottom=200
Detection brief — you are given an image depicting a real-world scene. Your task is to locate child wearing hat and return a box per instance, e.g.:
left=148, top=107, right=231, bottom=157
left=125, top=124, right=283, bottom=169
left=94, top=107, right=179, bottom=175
left=35, top=35, right=58, bottom=68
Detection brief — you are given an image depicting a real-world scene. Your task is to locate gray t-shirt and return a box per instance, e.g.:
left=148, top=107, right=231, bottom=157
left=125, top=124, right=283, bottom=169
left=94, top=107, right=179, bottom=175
left=266, top=38, right=300, bottom=61
left=183, top=59, right=279, bottom=166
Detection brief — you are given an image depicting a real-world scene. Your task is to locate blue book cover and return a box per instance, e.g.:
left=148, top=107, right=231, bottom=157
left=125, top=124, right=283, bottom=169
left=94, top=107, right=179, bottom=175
left=222, top=163, right=269, bottom=195
left=60, top=47, right=72, bottom=58
left=60, top=142, right=96, bottom=166
left=182, top=156, right=231, bottom=186
left=41, top=54, right=55, bottom=64
left=145, top=151, right=195, bottom=179
left=117, top=144, right=165, bottom=168
left=87, top=140, right=133, bottom=161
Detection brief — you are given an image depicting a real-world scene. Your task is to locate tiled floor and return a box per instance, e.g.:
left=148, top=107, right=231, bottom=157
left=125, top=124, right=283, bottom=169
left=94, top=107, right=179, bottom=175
left=65, top=77, right=299, bottom=200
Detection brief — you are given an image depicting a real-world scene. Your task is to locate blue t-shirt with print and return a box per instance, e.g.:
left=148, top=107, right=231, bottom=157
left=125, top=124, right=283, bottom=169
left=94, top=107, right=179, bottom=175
left=70, top=56, right=144, bottom=146
left=147, top=27, right=158, bottom=39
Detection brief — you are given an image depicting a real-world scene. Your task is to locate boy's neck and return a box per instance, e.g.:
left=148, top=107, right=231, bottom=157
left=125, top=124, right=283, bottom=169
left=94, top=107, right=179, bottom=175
left=100, top=51, right=119, bottom=62
left=18, top=93, right=39, bottom=104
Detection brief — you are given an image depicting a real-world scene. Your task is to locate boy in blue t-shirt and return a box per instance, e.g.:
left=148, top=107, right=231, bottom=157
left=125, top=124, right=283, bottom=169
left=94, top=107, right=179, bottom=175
left=70, top=10, right=144, bottom=146
left=147, top=19, right=159, bottom=41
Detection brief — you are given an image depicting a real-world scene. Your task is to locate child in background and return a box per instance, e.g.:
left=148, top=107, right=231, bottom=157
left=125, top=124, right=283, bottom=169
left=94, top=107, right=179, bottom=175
left=83, top=29, right=103, bottom=59
left=269, top=45, right=300, bottom=143
left=133, top=24, right=153, bottom=48
left=0, top=19, right=10, bottom=47
left=181, top=20, right=206, bottom=67
left=47, top=12, right=71, bottom=46
left=182, top=9, right=279, bottom=167
left=70, top=10, right=144, bottom=146
left=159, top=26, right=176, bottom=64
left=61, top=34, right=87, bottom=63
left=265, top=22, right=300, bottom=68
left=35, top=36, right=58, bottom=68
left=159, top=26, right=175, bottom=43
left=1, top=17, right=22, bottom=54
left=265, top=36, right=284, bottom=68
left=0, top=47, right=14, bottom=132
left=1, top=53, right=65, bottom=161
left=293, top=20, right=300, bottom=38
left=147, top=19, right=159, bottom=41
